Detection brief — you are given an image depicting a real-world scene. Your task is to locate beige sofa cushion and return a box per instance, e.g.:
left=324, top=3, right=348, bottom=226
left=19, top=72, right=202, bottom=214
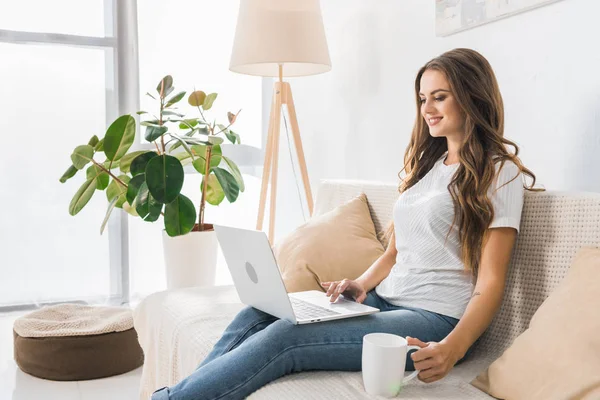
left=273, top=193, right=385, bottom=293
left=471, top=246, right=600, bottom=399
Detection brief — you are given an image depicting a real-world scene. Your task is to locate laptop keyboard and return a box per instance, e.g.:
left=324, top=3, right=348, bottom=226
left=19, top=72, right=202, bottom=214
left=290, top=297, right=342, bottom=320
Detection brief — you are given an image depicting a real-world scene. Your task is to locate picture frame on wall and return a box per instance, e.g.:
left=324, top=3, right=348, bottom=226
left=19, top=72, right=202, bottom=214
left=436, top=0, right=564, bottom=37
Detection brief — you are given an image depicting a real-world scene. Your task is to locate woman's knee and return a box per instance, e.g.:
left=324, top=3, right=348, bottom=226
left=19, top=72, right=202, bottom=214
left=232, top=305, right=273, bottom=325
left=261, top=319, right=295, bottom=341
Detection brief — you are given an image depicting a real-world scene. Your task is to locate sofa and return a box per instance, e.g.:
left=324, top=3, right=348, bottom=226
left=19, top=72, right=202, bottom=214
left=133, top=179, right=600, bottom=399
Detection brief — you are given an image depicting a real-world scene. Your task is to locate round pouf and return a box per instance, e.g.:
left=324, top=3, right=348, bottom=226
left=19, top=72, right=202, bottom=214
left=13, top=304, right=144, bottom=381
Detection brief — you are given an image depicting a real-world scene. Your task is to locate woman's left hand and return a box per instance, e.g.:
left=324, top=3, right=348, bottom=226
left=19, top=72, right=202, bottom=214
left=406, top=336, right=462, bottom=384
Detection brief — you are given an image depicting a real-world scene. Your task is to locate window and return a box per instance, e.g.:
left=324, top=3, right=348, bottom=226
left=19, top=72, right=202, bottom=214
left=0, top=1, right=119, bottom=308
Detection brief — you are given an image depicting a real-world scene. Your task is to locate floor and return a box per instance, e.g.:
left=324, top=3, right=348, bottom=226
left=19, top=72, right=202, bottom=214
left=0, top=311, right=143, bottom=400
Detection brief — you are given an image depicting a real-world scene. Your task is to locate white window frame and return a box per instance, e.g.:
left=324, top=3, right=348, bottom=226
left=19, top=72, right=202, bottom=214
left=0, top=0, right=129, bottom=311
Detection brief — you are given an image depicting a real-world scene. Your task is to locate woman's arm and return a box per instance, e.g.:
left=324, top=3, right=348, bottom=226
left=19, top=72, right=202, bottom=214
left=355, top=229, right=397, bottom=292
left=408, top=226, right=517, bottom=384
left=440, top=226, right=517, bottom=358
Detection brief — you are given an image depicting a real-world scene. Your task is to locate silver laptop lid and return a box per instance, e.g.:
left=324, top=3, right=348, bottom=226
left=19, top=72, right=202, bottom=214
left=213, top=225, right=297, bottom=324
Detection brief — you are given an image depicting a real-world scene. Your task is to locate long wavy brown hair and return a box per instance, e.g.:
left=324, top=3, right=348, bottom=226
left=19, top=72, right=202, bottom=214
left=382, top=48, right=545, bottom=281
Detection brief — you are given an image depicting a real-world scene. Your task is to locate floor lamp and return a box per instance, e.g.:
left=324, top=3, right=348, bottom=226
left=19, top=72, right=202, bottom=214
left=229, top=0, right=332, bottom=243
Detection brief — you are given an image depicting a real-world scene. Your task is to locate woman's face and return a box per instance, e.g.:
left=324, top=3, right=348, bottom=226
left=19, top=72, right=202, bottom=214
left=419, top=69, right=465, bottom=138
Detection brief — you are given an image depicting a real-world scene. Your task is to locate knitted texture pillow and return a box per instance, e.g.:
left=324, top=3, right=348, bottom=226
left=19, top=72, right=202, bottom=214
left=470, top=246, right=600, bottom=399
left=273, top=193, right=385, bottom=293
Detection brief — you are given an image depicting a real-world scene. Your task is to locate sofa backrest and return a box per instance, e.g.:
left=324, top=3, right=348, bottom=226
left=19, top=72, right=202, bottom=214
left=313, top=179, right=600, bottom=359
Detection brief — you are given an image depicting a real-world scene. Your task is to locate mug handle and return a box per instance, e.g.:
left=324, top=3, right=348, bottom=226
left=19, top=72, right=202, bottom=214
left=402, top=345, right=421, bottom=384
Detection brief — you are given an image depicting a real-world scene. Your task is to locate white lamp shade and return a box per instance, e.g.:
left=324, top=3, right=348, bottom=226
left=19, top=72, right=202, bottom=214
left=229, top=0, right=332, bottom=78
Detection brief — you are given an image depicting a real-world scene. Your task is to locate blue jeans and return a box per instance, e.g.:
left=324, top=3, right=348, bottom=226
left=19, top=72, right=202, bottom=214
left=151, top=290, right=472, bottom=400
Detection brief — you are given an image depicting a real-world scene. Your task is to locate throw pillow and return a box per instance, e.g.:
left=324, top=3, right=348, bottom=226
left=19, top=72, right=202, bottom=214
left=470, top=246, right=600, bottom=400
left=273, top=193, right=385, bottom=293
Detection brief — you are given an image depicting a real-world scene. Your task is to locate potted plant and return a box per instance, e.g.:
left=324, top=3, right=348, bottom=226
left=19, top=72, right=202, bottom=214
left=60, top=75, right=245, bottom=289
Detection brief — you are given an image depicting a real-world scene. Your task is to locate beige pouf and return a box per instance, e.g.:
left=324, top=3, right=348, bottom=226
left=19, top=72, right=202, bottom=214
left=13, top=304, right=144, bottom=381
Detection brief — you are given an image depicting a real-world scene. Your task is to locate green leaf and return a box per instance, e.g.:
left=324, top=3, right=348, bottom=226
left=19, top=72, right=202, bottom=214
left=59, top=165, right=78, bottom=183
left=135, top=182, right=162, bottom=222
left=179, top=119, right=199, bottom=130
left=119, top=150, right=148, bottom=173
left=188, top=90, right=206, bottom=107
left=203, top=93, right=218, bottom=110
left=86, top=165, right=109, bottom=190
left=104, top=115, right=136, bottom=162
left=207, top=136, right=224, bottom=145
left=170, top=136, right=209, bottom=153
left=106, top=175, right=130, bottom=208
left=162, top=110, right=184, bottom=117
left=225, top=129, right=240, bottom=144
left=88, top=135, right=100, bottom=147
left=123, top=202, right=139, bottom=217
left=136, top=111, right=148, bottom=115
left=217, top=124, right=239, bottom=145
left=103, top=159, right=120, bottom=170
left=141, top=121, right=161, bottom=127
left=185, top=136, right=210, bottom=145
left=169, top=135, right=195, bottom=161
left=174, top=151, right=193, bottom=163
left=222, top=156, right=245, bottom=192
left=95, top=138, right=104, bottom=152
left=100, top=196, right=118, bottom=235
left=130, top=151, right=158, bottom=176
left=202, top=174, right=225, bottom=205
left=164, top=194, right=196, bottom=237
left=71, top=145, right=94, bottom=170
left=127, top=174, right=146, bottom=205
left=165, top=91, right=186, bottom=108
left=145, top=125, right=168, bottom=142
left=191, top=144, right=221, bottom=174
left=169, top=127, right=202, bottom=152
left=145, top=155, right=184, bottom=204
left=69, top=178, right=96, bottom=216
left=156, top=75, right=174, bottom=98
left=192, top=158, right=207, bottom=175
left=145, top=92, right=156, bottom=100
left=224, top=131, right=235, bottom=144
left=213, top=167, right=239, bottom=202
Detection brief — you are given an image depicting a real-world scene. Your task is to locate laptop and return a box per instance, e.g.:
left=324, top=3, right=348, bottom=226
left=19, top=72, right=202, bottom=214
left=214, top=225, right=380, bottom=325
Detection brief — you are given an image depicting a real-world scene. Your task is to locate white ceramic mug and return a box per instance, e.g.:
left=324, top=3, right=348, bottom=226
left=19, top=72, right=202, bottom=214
left=362, top=333, right=420, bottom=397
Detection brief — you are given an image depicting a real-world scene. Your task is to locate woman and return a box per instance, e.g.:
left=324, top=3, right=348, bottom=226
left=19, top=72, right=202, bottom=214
left=151, top=48, right=544, bottom=400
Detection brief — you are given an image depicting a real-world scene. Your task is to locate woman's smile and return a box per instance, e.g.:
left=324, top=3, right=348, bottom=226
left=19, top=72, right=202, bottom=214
left=428, top=117, right=443, bottom=126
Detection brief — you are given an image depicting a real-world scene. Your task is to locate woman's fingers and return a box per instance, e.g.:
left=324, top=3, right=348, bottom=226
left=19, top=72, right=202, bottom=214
left=326, top=282, right=339, bottom=297
left=331, top=280, right=346, bottom=302
left=329, top=292, right=339, bottom=302
left=324, top=280, right=362, bottom=303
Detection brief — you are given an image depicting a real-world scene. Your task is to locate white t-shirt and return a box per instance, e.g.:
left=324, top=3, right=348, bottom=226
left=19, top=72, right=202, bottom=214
left=375, top=151, right=525, bottom=319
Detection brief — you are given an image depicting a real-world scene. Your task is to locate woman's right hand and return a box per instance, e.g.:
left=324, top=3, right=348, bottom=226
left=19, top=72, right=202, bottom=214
left=321, top=279, right=367, bottom=304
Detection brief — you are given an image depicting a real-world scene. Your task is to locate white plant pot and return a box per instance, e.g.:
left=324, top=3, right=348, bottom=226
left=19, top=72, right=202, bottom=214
left=162, top=227, right=219, bottom=290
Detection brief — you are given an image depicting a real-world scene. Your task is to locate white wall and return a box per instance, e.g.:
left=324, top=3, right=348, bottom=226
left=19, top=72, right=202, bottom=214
left=268, top=0, right=600, bottom=240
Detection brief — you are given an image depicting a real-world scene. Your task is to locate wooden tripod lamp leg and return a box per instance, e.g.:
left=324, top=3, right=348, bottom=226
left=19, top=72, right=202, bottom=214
left=256, top=87, right=278, bottom=231
left=267, top=83, right=283, bottom=243
left=284, top=82, right=314, bottom=216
